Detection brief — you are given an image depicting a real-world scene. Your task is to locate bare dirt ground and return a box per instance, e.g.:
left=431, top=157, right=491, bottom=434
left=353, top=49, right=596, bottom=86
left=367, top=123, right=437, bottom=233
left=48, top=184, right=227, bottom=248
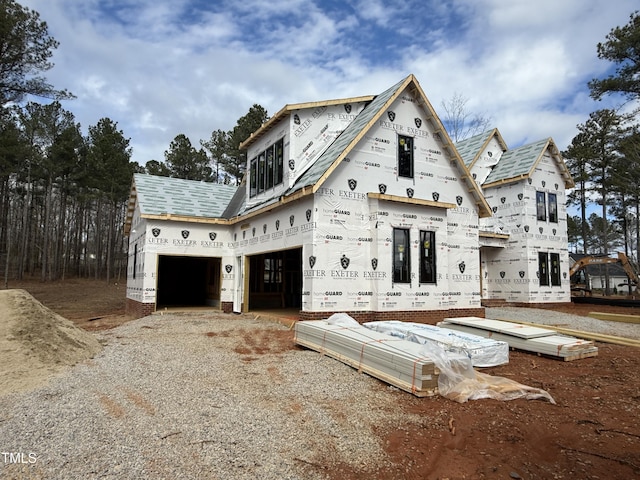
left=5, top=278, right=640, bottom=479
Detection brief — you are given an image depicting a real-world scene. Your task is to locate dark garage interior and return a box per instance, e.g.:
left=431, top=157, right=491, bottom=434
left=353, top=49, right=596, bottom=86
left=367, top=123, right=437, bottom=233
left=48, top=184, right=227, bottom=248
left=156, top=255, right=221, bottom=308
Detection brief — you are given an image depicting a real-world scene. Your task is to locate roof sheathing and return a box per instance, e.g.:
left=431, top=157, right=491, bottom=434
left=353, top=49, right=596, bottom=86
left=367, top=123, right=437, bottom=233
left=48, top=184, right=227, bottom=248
left=129, top=173, right=237, bottom=223
left=455, top=128, right=508, bottom=170
left=483, top=138, right=574, bottom=189
left=240, top=95, right=376, bottom=151
left=285, top=74, right=492, bottom=218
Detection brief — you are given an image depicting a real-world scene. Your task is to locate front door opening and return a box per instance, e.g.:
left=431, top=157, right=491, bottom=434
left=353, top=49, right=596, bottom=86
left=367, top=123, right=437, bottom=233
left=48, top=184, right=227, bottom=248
left=248, top=248, right=302, bottom=310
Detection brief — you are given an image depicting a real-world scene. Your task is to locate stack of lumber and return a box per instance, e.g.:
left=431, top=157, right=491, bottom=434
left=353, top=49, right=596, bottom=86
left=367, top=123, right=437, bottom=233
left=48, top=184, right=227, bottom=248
left=438, top=317, right=598, bottom=361
left=294, top=320, right=450, bottom=397
left=363, top=320, right=509, bottom=367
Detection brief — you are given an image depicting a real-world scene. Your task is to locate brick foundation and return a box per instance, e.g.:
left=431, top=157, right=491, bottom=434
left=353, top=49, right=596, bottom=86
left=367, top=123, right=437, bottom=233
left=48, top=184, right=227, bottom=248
left=126, top=298, right=156, bottom=318
left=298, top=308, right=485, bottom=325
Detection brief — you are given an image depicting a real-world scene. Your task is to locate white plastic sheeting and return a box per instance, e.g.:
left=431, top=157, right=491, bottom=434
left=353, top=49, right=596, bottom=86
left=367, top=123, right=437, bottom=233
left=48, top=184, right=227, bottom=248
left=363, top=320, right=509, bottom=367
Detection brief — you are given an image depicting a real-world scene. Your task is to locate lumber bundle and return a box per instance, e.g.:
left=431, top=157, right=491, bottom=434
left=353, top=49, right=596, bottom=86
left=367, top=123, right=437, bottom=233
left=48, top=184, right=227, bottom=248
left=363, top=320, right=509, bottom=367
left=438, top=317, right=598, bottom=361
left=294, top=320, right=447, bottom=397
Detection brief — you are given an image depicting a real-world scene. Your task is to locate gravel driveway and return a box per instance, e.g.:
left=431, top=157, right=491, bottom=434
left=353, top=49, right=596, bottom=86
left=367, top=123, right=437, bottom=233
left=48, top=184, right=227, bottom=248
left=0, top=313, right=411, bottom=480
left=2, top=309, right=638, bottom=479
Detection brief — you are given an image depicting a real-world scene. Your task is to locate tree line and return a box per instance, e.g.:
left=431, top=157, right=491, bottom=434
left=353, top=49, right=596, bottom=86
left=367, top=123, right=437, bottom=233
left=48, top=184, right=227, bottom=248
left=0, top=1, right=266, bottom=284
left=564, top=11, right=640, bottom=264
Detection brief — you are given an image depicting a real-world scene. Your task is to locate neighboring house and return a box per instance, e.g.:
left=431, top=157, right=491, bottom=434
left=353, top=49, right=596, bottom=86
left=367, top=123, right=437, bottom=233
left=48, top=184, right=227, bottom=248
left=124, top=74, right=573, bottom=320
left=456, top=128, right=574, bottom=304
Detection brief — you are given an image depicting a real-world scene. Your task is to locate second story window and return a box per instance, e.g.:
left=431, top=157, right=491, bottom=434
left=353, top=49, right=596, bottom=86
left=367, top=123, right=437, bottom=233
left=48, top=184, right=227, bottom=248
left=250, top=138, right=285, bottom=198
left=536, top=191, right=546, bottom=221
left=548, top=193, right=558, bottom=223
left=398, top=135, right=414, bottom=178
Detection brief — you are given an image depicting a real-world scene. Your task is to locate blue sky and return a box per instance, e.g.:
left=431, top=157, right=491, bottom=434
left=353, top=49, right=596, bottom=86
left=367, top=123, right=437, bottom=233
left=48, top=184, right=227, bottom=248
left=17, top=0, right=639, bottom=168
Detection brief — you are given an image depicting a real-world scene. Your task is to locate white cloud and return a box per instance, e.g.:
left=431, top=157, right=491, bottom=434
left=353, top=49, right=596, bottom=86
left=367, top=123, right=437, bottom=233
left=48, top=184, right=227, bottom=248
left=16, top=0, right=640, bottom=166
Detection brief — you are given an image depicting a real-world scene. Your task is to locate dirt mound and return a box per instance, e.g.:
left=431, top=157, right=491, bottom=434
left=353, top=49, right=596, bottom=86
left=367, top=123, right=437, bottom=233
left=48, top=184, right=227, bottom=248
left=0, top=289, right=102, bottom=396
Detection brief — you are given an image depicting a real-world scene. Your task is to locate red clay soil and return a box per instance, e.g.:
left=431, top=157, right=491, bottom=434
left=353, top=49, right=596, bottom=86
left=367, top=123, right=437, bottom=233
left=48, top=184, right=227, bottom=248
left=8, top=278, right=640, bottom=480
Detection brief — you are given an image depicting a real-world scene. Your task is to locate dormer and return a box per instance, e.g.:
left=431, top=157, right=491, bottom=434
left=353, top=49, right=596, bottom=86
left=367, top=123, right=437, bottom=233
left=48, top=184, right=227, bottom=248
left=240, top=96, right=374, bottom=212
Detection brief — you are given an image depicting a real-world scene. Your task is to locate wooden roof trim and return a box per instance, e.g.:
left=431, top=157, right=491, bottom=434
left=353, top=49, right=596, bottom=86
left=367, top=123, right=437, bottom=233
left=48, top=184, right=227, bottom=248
left=467, top=128, right=508, bottom=171
left=408, top=77, right=493, bottom=219
left=140, top=213, right=232, bottom=225
left=239, top=95, right=376, bottom=150
left=225, top=185, right=314, bottom=224
left=482, top=173, right=530, bottom=189
left=479, top=230, right=510, bottom=239
left=368, top=192, right=456, bottom=209
left=310, top=76, right=415, bottom=194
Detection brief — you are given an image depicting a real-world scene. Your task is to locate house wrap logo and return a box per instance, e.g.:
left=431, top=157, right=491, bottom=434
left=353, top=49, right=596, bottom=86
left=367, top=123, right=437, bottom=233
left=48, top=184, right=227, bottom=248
left=414, top=118, right=422, bottom=128
left=407, top=188, right=414, bottom=198
left=340, top=254, right=350, bottom=269
left=304, top=255, right=326, bottom=278
left=148, top=227, right=168, bottom=245
left=152, top=228, right=160, bottom=237
left=174, top=229, right=195, bottom=246
left=432, top=192, right=440, bottom=201
left=293, top=114, right=300, bottom=125
left=288, top=159, right=295, bottom=170
left=225, top=265, right=232, bottom=273
left=379, top=184, right=387, bottom=194
left=201, top=231, right=223, bottom=248
left=371, top=258, right=378, bottom=270
left=306, top=209, right=312, bottom=222
left=275, top=220, right=280, bottom=231
left=331, top=254, right=358, bottom=279
left=348, top=178, right=357, bottom=191
left=344, top=104, right=351, bottom=114
left=209, top=232, right=217, bottom=240
left=387, top=111, right=396, bottom=122
left=456, top=196, right=463, bottom=206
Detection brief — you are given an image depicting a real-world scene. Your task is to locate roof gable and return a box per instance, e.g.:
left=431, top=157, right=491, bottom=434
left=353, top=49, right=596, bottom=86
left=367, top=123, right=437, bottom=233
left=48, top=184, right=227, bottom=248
left=455, top=128, right=508, bottom=168
left=483, top=138, right=574, bottom=189
left=286, top=74, right=492, bottom=217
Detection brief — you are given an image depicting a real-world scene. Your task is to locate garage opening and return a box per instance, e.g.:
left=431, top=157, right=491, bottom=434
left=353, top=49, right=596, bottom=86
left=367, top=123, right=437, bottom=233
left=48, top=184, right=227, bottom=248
left=248, top=248, right=302, bottom=310
left=157, top=255, right=221, bottom=309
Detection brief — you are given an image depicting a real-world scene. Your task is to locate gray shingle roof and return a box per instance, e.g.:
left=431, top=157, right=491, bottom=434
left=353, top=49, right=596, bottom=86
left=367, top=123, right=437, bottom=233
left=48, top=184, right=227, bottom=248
left=287, top=76, right=408, bottom=194
left=133, top=173, right=238, bottom=218
left=455, top=130, right=495, bottom=167
left=483, top=138, right=549, bottom=185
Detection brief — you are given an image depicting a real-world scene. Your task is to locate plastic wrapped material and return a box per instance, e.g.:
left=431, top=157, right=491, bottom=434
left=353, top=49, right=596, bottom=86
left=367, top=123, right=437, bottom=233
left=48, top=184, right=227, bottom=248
left=325, top=312, right=360, bottom=328
left=419, top=341, right=556, bottom=404
left=363, top=320, right=509, bottom=367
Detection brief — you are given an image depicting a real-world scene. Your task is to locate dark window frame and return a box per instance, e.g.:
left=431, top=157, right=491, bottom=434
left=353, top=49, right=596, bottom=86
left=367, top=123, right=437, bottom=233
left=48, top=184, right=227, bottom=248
left=550, top=252, right=561, bottom=286
left=419, top=230, right=436, bottom=284
left=538, top=252, right=550, bottom=286
left=548, top=193, right=558, bottom=223
left=393, top=228, right=411, bottom=284
left=536, top=191, right=547, bottom=221
left=398, top=134, right=414, bottom=179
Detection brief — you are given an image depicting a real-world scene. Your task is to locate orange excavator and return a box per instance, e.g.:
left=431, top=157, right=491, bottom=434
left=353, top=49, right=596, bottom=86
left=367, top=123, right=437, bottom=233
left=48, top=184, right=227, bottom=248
left=569, top=252, right=640, bottom=298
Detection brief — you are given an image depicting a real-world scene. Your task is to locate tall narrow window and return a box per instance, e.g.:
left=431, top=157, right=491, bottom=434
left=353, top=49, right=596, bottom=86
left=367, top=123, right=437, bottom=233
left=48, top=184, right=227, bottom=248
left=419, top=230, right=436, bottom=284
left=265, top=145, right=274, bottom=190
left=538, top=252, right=549, bottom=286
left=398, top=135, right=414, bottom=178
left=536, top=191, right=546, bottom=221
left=275, top=139, right=284, bottom=185
left=550, top=253, right=561, bottom=286
left=548, top=193, right=558, bottom=223
left=133, top=244, right=137, bottom=279
left=393, top=228, right=411, bottom=283
left=258, top=152, right=265, bottom=193
left=250, top=157, right=257, bottom=197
